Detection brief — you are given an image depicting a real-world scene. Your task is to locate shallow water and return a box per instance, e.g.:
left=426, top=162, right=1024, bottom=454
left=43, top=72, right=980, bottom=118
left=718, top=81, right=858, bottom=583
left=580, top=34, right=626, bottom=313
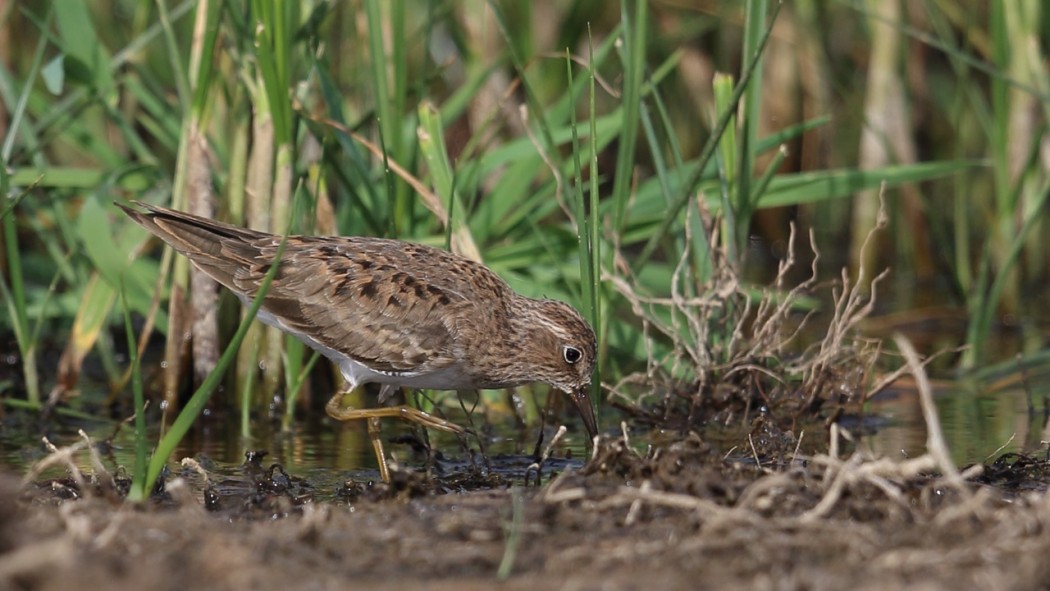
left=3, top=373, right=1048, bottom=487
left=0, top=385, right=593, bottom=497
left=863, top=377, right=1049, bottom=466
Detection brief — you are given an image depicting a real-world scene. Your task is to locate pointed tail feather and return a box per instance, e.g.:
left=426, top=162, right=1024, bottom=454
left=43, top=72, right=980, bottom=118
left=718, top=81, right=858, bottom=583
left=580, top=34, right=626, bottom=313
left=117, top=201, right=267, bottom=256
left=117, top=200, right=275, bottom=293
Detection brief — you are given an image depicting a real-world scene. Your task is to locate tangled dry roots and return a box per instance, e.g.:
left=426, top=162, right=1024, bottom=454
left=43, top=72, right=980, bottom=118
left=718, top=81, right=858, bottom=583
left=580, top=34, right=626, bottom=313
left=607, top=202, right=890, bottom=433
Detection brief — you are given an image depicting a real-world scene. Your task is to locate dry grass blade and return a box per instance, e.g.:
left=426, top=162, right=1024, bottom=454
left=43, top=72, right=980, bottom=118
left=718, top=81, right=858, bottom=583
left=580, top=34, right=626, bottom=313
left=21, top=437, right=89, bottom=491
left=893, top=333, right=968, bottom=489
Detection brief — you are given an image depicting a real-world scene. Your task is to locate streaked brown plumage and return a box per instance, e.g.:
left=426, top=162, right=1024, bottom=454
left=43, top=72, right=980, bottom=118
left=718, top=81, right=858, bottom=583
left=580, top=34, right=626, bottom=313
left=119, top=201, right=598, bottom=478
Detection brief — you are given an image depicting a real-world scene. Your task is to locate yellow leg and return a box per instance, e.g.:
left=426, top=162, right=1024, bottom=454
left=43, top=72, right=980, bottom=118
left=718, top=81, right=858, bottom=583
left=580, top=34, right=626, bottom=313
left=325, top=390, right=465, bottom=481
left=366, top=417, right=390, bottom=483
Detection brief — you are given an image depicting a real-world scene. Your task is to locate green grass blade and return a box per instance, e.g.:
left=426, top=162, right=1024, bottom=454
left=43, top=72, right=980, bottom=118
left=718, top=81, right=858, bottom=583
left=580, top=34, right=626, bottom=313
left=281, top=350, right=321, bottom=432
left=141, top=231, right=290, bottom=497
left=120, top=285, right=148, bottom=502
left=735, top=0, right=769, bottom=240
left=636, top=1, right=781, bottom=267
left=610, top=0, right=646, bottom=233
left=962, top=179, right=1050, bottom=368
left=0, top=8, right=53, bottom=405
left=566, top=44, right=601, bottom=417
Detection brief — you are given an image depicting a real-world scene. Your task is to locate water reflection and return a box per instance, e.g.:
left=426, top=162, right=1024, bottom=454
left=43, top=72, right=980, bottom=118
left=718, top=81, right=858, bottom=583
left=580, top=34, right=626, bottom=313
left=3, top=378, right=1047, bottom=486
left=0, top=406, right=591, bottom=495
left=864, top=378, right=1049, bottom=466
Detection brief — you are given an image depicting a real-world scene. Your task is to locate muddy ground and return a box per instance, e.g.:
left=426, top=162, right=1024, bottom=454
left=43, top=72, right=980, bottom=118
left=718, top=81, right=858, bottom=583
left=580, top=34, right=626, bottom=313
left=3, top=420, right=1050, bottom=591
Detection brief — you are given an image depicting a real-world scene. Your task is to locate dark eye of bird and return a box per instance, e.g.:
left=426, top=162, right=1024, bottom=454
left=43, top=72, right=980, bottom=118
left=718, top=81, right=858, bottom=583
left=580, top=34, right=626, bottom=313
left=563, top=346, right=582, bottom=364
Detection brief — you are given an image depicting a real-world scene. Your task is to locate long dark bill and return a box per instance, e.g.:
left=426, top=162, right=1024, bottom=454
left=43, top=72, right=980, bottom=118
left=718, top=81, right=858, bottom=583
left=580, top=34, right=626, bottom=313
left=569, top=388, right=598, bottom=442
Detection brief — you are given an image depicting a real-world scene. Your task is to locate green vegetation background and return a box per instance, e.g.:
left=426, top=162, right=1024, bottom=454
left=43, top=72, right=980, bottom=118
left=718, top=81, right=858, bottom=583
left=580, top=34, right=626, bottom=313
left=0, top=1, right=1047, bottom=493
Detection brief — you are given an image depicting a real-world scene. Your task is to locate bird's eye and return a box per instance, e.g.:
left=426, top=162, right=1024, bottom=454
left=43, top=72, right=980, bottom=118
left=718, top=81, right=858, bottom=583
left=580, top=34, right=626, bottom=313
left=563, top=346, right=582, bottom=364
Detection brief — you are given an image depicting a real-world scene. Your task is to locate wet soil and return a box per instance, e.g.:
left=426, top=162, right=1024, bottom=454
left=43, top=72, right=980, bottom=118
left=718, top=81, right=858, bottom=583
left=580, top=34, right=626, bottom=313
left=4, top=421, right=1050, bottom=591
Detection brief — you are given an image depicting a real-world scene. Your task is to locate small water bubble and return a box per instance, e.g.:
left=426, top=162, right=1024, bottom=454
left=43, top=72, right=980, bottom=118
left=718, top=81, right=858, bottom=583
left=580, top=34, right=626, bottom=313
left=203, top=408, right=212, bottom=417
left=4, top=354, right=17, bottom=365
left=159, top=400, right=169, bottom=411
left=160, top=361, right=169, bottom=369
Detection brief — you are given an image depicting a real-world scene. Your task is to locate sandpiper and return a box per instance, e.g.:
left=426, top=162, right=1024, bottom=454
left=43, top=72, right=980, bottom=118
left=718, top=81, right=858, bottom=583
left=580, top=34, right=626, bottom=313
left=119, top=201, right=598, bottom=481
